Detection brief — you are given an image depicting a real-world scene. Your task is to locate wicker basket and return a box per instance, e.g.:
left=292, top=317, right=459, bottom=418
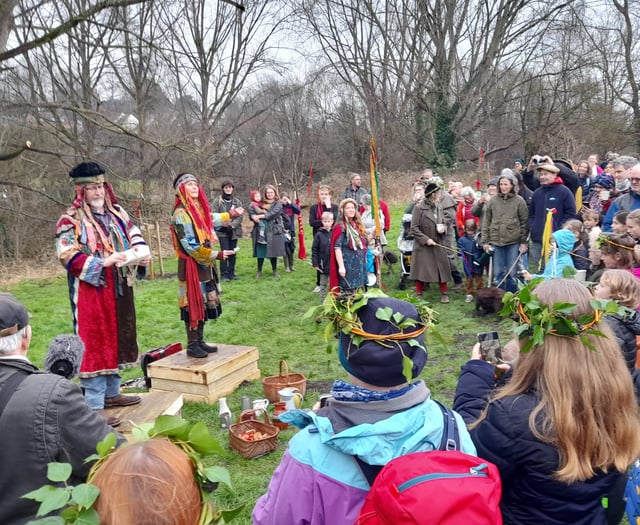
left=262, top=359, right=307, bottom=403
left=229, top=410, right=279, bottom=459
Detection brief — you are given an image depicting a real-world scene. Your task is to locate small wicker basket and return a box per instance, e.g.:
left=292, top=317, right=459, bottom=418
left=262, top=359, right=307, bottom=403
left=229, top=410, right=279, bottom=459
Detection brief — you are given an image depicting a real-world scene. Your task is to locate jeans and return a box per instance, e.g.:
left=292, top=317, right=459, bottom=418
left=529, top=241, right=543, bottom=272
left=219, top=236, right=238, bottom=278
left=81, top=374, right=121, bottom=410
left=493, top=243, right=520, bottom=293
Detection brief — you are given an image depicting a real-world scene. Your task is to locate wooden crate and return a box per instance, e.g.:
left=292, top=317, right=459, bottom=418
left=106, top=391, right=184, bottom=440
left=148, top=344, right=260, bottom=404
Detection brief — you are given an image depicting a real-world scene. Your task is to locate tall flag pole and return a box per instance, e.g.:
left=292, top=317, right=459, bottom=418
left=369, top=137, right=383, bottom=287
left=295, top=189, right=307, bottom=259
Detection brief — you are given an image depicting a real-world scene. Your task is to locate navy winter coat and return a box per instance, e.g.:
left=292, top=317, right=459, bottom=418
left=604, top=310, right=640, bottom=372
left=454, top=360, right=625, bottom=525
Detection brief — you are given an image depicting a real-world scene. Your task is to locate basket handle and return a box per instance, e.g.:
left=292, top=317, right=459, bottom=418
left=278, top=359, right=289, bottom=378
left=237, top=409, right=271, bottom=425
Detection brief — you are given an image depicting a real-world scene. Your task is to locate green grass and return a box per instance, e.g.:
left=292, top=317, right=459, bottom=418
left=2, top=204, right=511, bottom=524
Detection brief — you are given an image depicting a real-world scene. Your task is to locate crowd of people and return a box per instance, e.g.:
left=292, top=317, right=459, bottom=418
left=6, top=157, right=640, bottom=524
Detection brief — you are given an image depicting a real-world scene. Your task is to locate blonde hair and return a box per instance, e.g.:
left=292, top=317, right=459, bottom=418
left=628, top=209, right=640, bottom=227
left=474, top=279, right=640, bottom=482
left=92, top=439, right=202, bottom=525
left=599, top=269, right=640, bottom=308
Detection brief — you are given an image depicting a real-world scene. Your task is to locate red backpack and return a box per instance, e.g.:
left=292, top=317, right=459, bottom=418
left=355, top=402, right=502, bottom=525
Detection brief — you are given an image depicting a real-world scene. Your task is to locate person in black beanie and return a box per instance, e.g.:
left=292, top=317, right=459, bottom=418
left=253, top=295, right=477, bottom=525
left=211, top=179, right=243, bottom=281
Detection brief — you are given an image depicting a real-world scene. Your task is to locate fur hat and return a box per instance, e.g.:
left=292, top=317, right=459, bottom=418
left=68, top=162, right=105, bottom=184
left=338, top=297, right=428, bottom=387
left=44, top=334, right=85, bottom=379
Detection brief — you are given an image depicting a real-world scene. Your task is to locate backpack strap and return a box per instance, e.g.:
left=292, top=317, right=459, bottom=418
left=354, top=399, right=461, bottom=486
left=433, top=399, right=460, bottom=451
left=0, top=370, right=29, bottom=418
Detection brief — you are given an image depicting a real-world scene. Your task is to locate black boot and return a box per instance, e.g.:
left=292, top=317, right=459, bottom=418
left=186, top=322, right=207, bottom=358
left=198, top=322, right=218, bottom=353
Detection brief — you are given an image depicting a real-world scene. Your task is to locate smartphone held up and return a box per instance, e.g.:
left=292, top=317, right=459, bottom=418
left=477, top=331, right=502, bottom=363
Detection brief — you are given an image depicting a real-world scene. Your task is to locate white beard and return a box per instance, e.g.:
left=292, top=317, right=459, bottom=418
left=88, top=197, right=105, bottom=211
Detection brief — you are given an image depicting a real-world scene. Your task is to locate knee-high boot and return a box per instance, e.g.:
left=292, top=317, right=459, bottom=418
left=185, top=321, right=207, bottom=358
left=198, top=322, right=218, bottom=353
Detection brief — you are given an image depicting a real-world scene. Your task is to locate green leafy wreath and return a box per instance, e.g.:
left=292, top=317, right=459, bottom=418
left=24, top=415, right=243, bottom=525
left=303, top=289, right=442, bottom=383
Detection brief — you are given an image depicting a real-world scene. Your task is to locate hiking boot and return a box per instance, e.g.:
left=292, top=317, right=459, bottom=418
left=256, top=271, right=263, bottom=279
left=187, top=342, right=208, bottom=358
left=273, top=271, right=280, bottom=278
left=104, top=394, right=141, bottom=408
left=230, top=275, right=240, bottom=280
left=440, top=294, right=450, bottom=304
left=452, top=282, right=464, bottom=290
left=221, top=276, right=231, bottom=282
left=97, top=410, right=121, bottom=427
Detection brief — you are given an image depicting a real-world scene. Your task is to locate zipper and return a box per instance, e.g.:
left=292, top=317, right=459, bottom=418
left=397, top=463, right=489, bottom=493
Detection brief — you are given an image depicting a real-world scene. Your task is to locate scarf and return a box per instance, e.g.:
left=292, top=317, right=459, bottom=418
left=172, top=182, right=217, bottom=328
left=330, top=379, right=417, bottom=402
left=342, top=217, right=364, bottom=250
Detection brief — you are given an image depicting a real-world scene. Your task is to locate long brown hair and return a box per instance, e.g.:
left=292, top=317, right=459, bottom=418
left=92, top=439, right=202, bottom=525
left=474, top=279, right=640, bottom=482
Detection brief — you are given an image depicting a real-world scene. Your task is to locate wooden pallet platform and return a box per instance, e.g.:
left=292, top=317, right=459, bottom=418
left=148, top=344, right=260, bottom=404
left=106, top=391, right=183, bottom=440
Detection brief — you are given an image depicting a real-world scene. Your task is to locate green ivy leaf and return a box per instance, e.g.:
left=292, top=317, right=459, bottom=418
left=73, top=507, right=101, bottom=525
left=218, top=505, right=246, bottom=524
left=552, top=302, right=578, bottom=315
left=47, top=463, right=72, bottom=483
left=203, top=466, right=232, bottom=490
left=95, top=432, right=117, bottom=458
left=401, top=354, right=414, bottom=384
left=23, top=485, right=61, bottom=503
left=188, top=422, right=224, bottom=455
left=375, top=307, right=393, bottom=321
left=71, top=484, right=100, bottom=509
left=562, top=266, right=576, bottom=277
left=36, top=487, right=71, bottom=516
left=150, top=415, right=190, bottom=439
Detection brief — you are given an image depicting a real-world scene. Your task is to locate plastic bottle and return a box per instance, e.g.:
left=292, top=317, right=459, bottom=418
left=218, top=397, right=232, bottom=429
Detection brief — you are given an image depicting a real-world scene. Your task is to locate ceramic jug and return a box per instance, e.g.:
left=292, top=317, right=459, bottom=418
left=278, top=387, right=304, bottom=410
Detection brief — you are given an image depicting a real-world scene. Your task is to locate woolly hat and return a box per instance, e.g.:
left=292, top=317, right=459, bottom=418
left=338, top=297, right=428, bottom=387
left=0, top=293, right=30, bottom=338
left=44, top=334, right=85, bottom=379
left=487, top=177, right=499, bottom=187
left=514, top=158, right=525, bottom=166
left=68, top=162, right=105, bottom=184
left=221, top=179, right=235, bottom=190
left=593, top=174, right=615, bottom=189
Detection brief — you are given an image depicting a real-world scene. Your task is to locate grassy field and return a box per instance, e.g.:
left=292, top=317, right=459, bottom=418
left=2, top=204, right=510, bottom=524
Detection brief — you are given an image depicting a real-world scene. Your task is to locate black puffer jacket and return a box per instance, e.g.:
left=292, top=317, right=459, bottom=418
left=454, top=360, right=625, bottom=525
left=604, top=310, right=640, bottom=372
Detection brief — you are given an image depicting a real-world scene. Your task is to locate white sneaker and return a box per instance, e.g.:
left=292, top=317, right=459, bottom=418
left=312, top=286, right=322, bottom=293
left=465, top=294, right=474, bottom=303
